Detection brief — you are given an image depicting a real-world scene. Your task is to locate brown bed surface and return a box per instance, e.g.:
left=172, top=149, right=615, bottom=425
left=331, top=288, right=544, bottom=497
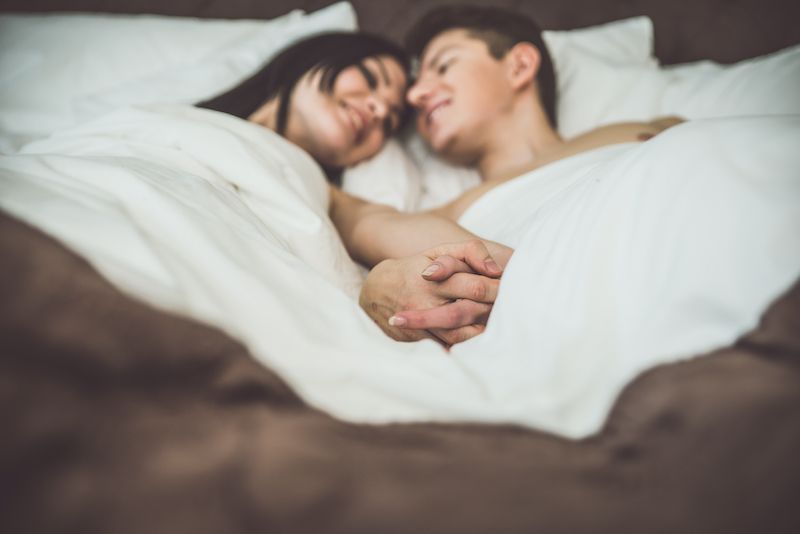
left=2, top=212, right=799, bottom=533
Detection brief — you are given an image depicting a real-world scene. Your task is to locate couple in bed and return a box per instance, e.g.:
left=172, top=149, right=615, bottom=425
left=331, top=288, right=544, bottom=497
left=201, top=5, right=681, bottom=347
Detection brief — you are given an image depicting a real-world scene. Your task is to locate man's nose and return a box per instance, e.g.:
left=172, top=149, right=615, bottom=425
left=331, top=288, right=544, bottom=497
left=406, top=79, right=432, bottom=108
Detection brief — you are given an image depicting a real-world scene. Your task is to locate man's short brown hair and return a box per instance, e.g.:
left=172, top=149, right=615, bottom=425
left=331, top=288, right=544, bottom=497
left=405, top=5, right=557, bottom=128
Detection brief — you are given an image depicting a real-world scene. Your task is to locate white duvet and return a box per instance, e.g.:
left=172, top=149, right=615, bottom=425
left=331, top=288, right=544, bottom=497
left=1, top=105, right=798, bottom=437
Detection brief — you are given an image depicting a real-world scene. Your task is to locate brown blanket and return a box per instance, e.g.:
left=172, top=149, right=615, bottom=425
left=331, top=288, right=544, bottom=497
left=2, top=210, right=799, bottom=533
left=2, top=0, right=800, bottom=530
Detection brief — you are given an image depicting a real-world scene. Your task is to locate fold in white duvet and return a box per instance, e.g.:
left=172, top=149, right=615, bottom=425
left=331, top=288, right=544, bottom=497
left=1, top=105, right=798, bottom=437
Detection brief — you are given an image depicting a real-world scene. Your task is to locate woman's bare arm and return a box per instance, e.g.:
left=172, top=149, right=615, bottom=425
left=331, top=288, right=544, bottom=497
left=329, top=186, right=509, bottom=266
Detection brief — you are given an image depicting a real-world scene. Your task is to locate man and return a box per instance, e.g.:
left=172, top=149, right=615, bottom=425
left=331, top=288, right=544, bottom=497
left=359, top=5, right=682, bottom=343
left=406, top=5, right=682, bottom=221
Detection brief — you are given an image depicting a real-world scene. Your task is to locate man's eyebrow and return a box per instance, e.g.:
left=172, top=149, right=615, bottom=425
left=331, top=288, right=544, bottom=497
left=422, top=44, right=459, bottom=72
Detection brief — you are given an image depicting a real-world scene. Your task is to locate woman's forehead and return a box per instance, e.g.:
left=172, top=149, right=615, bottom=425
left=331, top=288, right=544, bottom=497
left=364, top=55, right=408, bottom=88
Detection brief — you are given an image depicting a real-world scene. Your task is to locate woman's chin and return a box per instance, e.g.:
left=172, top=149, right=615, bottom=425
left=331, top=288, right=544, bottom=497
left=312, top=131, right=382, bottom=168
left=305, top=136, right=351, bottom=168
left=338, top=141, right=385, bottom=168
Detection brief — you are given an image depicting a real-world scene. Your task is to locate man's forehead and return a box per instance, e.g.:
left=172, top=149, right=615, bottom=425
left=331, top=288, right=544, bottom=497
left=418, top=29, right=481, bottom=67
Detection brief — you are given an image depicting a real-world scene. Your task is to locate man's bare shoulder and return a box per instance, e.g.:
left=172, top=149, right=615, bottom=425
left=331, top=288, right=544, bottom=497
left=520, top=116, right=686, bottom=178
left=566, top=116, right=686, bottom=151
left=434, top=117, right=686, bottom=221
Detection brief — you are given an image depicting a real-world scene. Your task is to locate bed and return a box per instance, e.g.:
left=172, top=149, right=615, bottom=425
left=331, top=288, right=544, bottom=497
left=1, top=0, right=799, bottom=532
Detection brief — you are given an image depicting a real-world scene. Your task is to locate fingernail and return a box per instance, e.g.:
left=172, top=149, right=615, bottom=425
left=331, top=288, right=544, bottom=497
left=484, top=259, right=501, bottom=274
left=388, top=316, right=407, bottom=327
left=421, top=263, right=441, bottom=277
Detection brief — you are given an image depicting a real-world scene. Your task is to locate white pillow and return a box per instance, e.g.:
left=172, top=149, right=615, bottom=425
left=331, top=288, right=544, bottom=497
left=344, top=16, right=655, bottom=210
left=661, top=46, right=800, bottom=119
left=0, top=2, right=357, bottom=152
left=557, top=43, right=800, bottom=136
left=341, top=139, right=423, bottom=211
left=547, top=16, right=658, bottom=138
left=542, top=15, right=654, bottom=67
left=554, top=48, right=662, bottom=137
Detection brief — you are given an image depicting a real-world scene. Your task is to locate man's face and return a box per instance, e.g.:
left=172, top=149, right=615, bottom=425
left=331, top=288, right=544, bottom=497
left=407, top=29, right=513, bottom=164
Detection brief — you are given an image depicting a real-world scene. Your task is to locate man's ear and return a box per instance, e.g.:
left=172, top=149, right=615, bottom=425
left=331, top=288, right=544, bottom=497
left=505, top=42, right=541, bottom=91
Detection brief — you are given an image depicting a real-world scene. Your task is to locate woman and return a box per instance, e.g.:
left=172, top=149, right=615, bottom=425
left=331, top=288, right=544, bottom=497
left=199, top=32, right=511, bottom=346
left=199, top=32, right=411, bottom=184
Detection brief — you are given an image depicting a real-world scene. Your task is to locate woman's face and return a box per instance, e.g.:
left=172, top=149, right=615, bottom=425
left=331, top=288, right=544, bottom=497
left=284, top=55, right=408, bottom=168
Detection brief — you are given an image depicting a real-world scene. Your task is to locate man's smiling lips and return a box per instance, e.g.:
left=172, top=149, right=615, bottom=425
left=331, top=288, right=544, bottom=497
left=424, top=99, right=451, bottom=129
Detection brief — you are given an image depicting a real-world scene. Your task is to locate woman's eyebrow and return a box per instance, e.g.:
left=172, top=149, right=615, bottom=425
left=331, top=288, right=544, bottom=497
left=373, top=57, right=392, bottom=86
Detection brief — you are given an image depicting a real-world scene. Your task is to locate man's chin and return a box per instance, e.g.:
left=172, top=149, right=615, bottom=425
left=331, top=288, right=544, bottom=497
left=429, top=135, right=478, bottom=167
left=427, top=131, right=455, bottom=157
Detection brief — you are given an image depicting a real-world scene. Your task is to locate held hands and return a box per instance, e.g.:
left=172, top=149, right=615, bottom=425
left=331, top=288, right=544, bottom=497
left=359, top=240, right=513, bottom=347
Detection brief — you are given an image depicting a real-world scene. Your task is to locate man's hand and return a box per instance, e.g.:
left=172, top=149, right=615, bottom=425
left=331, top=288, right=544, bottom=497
left=359, top=240, right=513, bottom=346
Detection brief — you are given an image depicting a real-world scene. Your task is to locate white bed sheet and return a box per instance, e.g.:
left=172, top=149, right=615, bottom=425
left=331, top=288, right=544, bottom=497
left=1, top=106, right=798, bottom=437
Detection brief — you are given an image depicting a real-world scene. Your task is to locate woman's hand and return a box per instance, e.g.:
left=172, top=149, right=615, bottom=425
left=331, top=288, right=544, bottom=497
left=359, top=240, right=513, bottom=347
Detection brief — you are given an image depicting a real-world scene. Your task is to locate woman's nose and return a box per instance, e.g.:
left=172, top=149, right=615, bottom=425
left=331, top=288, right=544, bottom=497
left=369, top=99, right=387, bottom=118
left=366, top=95, right=390, bottom=122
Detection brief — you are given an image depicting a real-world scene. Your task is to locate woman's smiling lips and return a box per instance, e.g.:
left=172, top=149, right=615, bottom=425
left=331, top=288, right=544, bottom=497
left=342, top=102, right=369, bottom=142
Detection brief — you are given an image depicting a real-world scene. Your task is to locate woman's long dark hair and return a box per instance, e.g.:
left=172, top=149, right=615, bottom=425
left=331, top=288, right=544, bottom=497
left=198, top=32, right=410, bottom=185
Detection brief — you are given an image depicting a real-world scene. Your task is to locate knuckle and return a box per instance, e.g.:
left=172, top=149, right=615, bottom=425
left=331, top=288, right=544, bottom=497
left=450, top=326, right=477, bottom=345
left=444, top=327, right=469, bottom=344
left=449, top=272, right=467, bottom=283
left=466, top=238, right=483, bottom=253
left=433, top=255, right=454, bottom=272
left=468, top=280, right=487, bottom=301
left=476, top=303, right=492, bottom=323
left=445, top=306, right=465, bottom=326
left=440, top=255, right=459, bottom=272
left=486, top=279, right=500, bottom=298
left=450, top=331, right=468, bottom=344
left=437, top=331, right=458, bottom=345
